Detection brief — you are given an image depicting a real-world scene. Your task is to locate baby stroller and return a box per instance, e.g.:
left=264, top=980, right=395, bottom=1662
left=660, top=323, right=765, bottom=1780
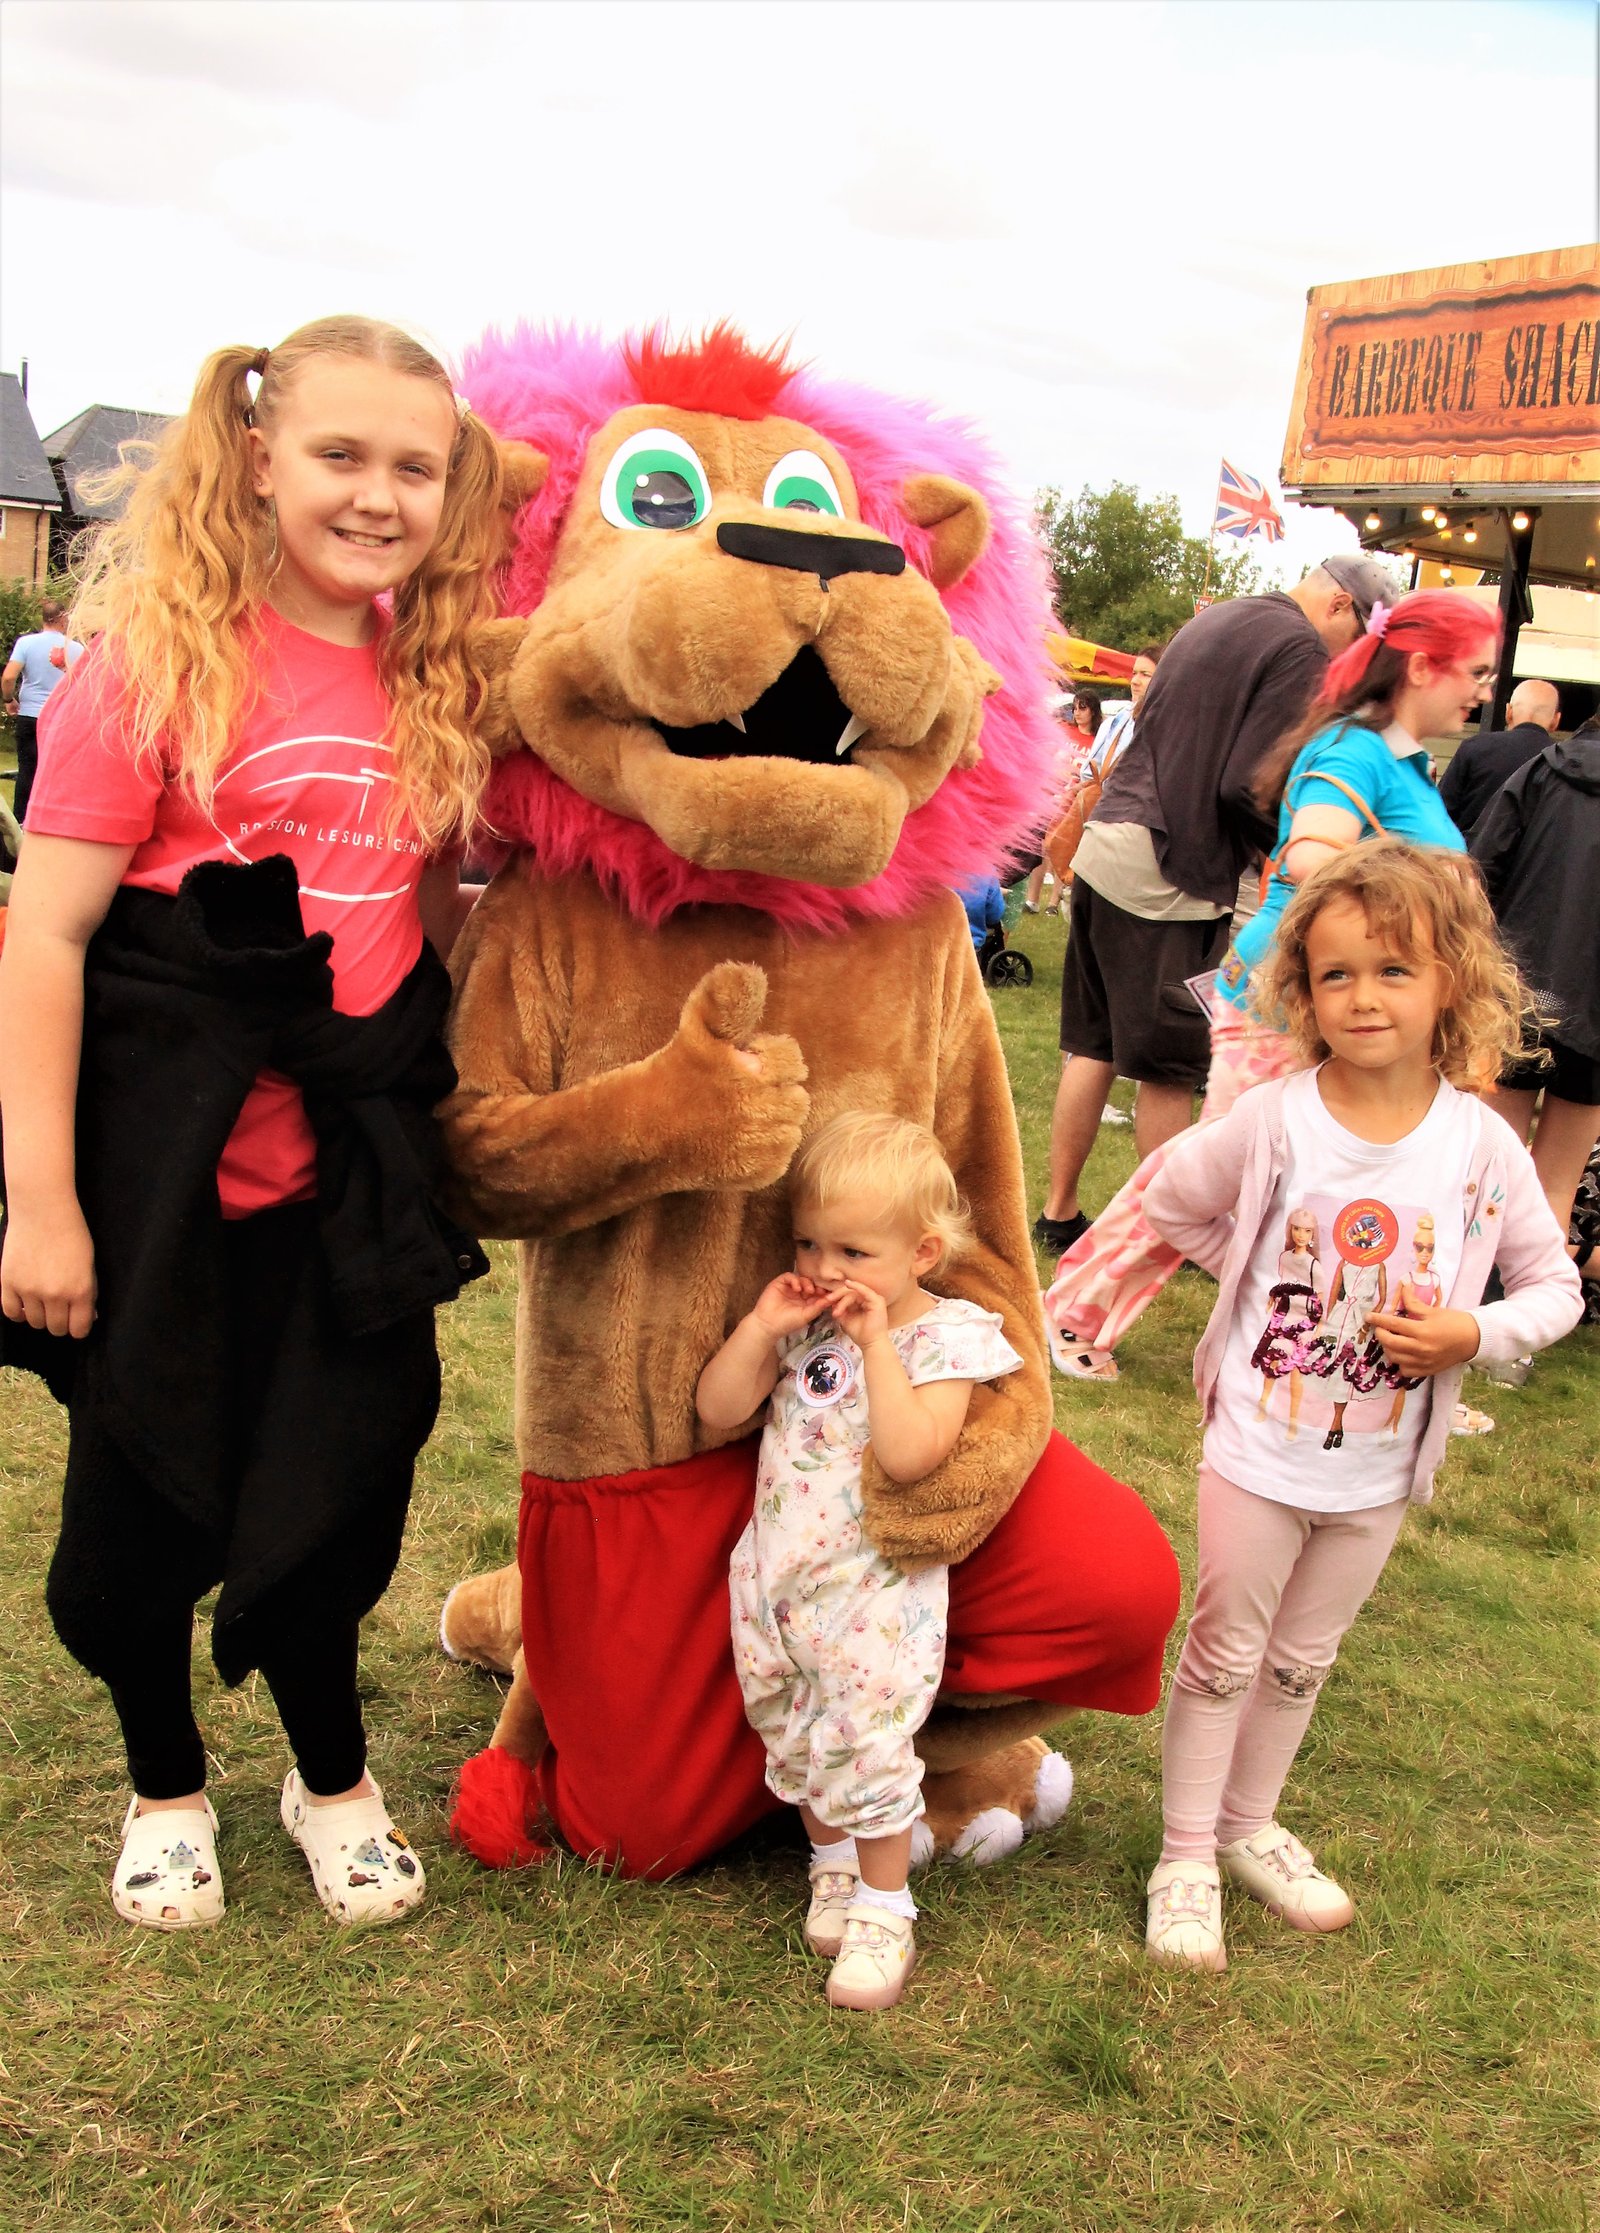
left=976, top=919, right=1033, bottom=988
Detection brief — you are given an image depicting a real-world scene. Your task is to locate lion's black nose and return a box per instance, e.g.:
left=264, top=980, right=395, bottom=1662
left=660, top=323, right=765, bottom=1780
left=716, top=521, right=906, bottom=581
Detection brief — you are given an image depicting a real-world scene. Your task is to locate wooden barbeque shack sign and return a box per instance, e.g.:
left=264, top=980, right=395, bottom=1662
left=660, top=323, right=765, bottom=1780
left=1283, top=245, right=1600, bottom=491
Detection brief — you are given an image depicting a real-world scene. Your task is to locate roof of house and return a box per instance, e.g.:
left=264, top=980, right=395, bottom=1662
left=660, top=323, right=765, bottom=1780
left=0, top=373, right=63, bottom=508
left=44, top=403, right=173, bottom=518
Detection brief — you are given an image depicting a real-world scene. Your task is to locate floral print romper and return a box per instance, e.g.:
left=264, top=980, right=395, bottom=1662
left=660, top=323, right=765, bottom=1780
left=729, top=1297, right=1023, bottom=1837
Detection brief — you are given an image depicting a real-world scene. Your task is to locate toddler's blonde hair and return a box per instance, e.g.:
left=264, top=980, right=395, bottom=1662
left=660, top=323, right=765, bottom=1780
left=1251, top=840, right=1541, bottom=1092
left=68, top=316, right=511, bottom=848
left=789, top=1112, right=972, bottom=1272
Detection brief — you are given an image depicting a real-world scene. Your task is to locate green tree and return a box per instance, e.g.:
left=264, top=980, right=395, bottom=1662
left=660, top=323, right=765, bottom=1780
left=1035, top=481, right=1265, bottom=649
left=0, top=577, right=50, bottom=661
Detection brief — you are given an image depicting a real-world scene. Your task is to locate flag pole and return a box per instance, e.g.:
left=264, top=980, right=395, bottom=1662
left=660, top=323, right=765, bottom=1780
left=1199, top=455, right=1227, bottom=605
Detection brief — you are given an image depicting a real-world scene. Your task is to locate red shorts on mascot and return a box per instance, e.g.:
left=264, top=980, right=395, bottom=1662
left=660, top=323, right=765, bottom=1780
left=438, top=323, right=1180, bottom=1879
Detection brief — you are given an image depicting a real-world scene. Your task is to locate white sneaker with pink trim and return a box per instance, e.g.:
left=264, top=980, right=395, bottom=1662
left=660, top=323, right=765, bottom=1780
left=1145, top=1859, right=1226, bottom=1971
left=804, top=1861, right=860, bottom=1958
left=1217, top=1822, right=1354, bottom=1933
left=825, top=1903, right=917, bottom=2010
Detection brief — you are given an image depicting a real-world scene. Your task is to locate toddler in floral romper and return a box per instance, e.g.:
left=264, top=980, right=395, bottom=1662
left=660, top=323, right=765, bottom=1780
left=697, top=1113, right=1022, bottom=2011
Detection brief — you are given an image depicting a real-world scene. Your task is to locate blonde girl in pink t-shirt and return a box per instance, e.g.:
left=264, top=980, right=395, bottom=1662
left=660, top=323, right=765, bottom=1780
left=0, top=318, right=516, bottom=1931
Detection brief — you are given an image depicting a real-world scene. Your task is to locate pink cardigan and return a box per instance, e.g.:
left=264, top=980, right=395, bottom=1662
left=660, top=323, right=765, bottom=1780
left=1144, top=1076, right=1584, bottom=1503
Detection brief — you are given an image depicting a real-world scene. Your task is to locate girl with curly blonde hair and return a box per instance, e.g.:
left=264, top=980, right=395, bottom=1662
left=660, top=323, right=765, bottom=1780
left=1138, top=841, right=1581, bottom=1974
left=0, top=317, right=516, bottom=1935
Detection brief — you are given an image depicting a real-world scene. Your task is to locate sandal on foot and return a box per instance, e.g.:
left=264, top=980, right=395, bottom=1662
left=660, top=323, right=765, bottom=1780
left=112, top=1796, right=224, bottom=1930
left=804, top=1861, right=860, bottom=1958
left=1045, top=1318, right=1119, bottom=1381
left=280, top=1771, right=426, bottom=1926
left=1216, top=1822, right=1353, bottom=1933
left=826, top=1902, right=917, bottom=2011
left=1145, top=1859, right=1226, bottom=1971
left=1450, top=1401, right=1495, bottom=1436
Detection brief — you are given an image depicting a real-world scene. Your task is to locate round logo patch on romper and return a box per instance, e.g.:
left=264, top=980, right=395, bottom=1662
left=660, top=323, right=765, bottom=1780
left=796, top=1342, right=858, bottom=1409
left=1331, top=1197, right=1400, bottom=1266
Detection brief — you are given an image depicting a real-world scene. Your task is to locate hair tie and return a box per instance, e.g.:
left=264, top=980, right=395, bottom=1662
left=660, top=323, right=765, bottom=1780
left=1365, top=601, right=1392, bottom=640
left=243, top=347, right=270, bottom=422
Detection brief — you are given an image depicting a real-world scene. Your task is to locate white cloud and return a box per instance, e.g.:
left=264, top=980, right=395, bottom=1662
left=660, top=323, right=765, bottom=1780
left=2, top=0, right=1594, bottom=594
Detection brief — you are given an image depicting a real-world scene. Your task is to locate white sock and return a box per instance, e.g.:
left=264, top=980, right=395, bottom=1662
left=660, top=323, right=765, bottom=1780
left=810, top=1835, right=859, bottom=1874
left=854, top=1882, right=917, bottom=1923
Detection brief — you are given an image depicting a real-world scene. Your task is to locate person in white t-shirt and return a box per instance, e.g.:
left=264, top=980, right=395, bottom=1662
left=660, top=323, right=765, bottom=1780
left=1139, top=841, right=1582, bottom=1972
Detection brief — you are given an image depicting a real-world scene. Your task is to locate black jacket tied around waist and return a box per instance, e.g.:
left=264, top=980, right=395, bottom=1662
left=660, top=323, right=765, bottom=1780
left=1, top=857, right=488, bottom=1670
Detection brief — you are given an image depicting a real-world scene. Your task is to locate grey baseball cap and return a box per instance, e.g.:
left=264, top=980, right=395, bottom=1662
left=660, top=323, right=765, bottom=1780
left=1319, top=552, right=1408, bottom=627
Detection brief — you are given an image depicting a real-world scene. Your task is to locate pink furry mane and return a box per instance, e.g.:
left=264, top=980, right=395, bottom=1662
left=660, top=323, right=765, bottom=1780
left=459, top=323, right=1059, bottom=936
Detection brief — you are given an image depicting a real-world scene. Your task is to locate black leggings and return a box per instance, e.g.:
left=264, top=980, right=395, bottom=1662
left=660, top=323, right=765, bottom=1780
left=49, top=1423, right=371, bottom=1799
left=45, top=1204, right=413, bottom=1801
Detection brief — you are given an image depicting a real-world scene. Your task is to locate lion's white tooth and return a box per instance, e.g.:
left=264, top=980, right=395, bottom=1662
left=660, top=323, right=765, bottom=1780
left=726, top=711, right=747, bottom=734
left=835, top=712, right=869, bottom=757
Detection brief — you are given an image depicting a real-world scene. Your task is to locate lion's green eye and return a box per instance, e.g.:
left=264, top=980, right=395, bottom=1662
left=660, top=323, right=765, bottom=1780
left=600, top=428, right=712, bottom=531
left=762, top=450, right=844, bottom=518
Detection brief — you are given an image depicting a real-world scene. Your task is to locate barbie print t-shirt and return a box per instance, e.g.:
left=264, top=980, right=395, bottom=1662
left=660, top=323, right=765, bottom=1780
left=1205, top=1068, right=1482, bottom=1512
left=29, top=610, right=427, bottom=1215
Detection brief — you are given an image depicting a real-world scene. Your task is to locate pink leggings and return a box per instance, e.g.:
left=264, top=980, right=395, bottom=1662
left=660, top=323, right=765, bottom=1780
left=1160, top=1465, right=1409, bottom=1864
left=1044, top=1017, right=1304, bottom=1350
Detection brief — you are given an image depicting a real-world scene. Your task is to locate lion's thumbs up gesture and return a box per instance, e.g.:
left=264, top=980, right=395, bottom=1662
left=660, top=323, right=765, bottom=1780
left=668, top=962, right=809, bottom=1192
left=1366, top=1281, right=1482, bottom=1377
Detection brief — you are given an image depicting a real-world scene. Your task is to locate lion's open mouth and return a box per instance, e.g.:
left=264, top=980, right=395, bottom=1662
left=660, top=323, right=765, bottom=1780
left=652, top=647, right=867, bottom=767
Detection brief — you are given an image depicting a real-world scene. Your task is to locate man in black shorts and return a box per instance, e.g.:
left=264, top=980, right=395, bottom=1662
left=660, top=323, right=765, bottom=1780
left=1035, top=555, right=1402, bottom=1253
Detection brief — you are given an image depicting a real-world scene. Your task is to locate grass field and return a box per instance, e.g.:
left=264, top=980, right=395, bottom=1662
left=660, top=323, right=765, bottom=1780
left=1, top=897, right=1596, bottom=2232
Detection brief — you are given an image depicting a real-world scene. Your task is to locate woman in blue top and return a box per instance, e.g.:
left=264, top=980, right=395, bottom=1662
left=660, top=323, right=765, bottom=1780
left=1219, top=589, right=1498, bottom=1015
left=1044, top=590, right=1499, bottom=1384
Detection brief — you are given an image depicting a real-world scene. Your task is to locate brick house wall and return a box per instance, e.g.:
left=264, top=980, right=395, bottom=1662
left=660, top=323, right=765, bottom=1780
left=0, top=502, right=55, bottom=585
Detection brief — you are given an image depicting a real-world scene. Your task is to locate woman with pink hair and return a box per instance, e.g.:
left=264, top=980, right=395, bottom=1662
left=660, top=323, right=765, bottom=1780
left=1045, top=589, right=1500, bottom=1382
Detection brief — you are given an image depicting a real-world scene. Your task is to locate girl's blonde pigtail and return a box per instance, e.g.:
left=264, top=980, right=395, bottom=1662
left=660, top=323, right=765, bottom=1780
left=69, top=344, right=274, bottom=802
left=383, top=408, right=509, bottom=849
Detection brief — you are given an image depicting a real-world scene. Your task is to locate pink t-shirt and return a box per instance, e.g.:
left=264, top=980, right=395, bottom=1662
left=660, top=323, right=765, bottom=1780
left=30, top=607, right=428, bottom=1215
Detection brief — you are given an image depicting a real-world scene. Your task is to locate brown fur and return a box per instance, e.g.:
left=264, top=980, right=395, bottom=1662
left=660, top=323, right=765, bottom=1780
left=442, top=873, right=1049, bottom=1559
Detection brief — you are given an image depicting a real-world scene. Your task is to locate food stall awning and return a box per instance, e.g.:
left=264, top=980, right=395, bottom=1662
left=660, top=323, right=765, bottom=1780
left=1047, top=632, right=1137, bottom=685
left=1418, top=574, right=1600, bottom=685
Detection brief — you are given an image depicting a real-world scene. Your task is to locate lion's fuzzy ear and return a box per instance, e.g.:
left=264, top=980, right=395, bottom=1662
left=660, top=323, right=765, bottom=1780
left=902, top=473, right=990, bottom=589
left=498, top=442, right=550, bottom=513
left=471, top=618, right=532, bottom=757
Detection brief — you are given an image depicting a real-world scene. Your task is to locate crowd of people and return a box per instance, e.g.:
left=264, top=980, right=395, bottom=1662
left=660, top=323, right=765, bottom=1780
left=0, top=314, right=1591, bottom=2015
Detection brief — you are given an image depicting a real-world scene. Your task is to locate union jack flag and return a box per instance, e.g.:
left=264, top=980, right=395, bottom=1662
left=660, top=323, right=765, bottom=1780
left=1214, top=459, right=1285, bottom=542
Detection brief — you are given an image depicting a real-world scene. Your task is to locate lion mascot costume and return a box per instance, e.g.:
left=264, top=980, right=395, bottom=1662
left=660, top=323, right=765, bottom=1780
left=439, top=325, right=1179, bottom=1879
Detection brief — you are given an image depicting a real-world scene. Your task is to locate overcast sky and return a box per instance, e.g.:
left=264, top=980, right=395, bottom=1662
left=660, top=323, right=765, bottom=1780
left=3, top=0, right=1596, bottom=586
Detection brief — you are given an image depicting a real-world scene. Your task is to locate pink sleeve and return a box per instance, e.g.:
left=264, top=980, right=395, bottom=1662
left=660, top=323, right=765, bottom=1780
left=1467, top=1125, right=1584, bottom=1364
left=1144, top=1095, right=1256, bottom=1274
left=26, top=651, right=164, bottom=845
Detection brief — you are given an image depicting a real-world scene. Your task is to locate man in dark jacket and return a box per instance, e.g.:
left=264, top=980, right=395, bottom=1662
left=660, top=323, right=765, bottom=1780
left=1035, top=552, right=1403, bottom=1252
left=1440, top=678, right=1561, bottom=835
left=1472, top=720, right=1600, bottom=1255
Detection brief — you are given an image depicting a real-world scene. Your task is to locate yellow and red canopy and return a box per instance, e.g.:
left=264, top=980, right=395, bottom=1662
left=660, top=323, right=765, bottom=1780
left=1047, top=632, right=1137, bottom=686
